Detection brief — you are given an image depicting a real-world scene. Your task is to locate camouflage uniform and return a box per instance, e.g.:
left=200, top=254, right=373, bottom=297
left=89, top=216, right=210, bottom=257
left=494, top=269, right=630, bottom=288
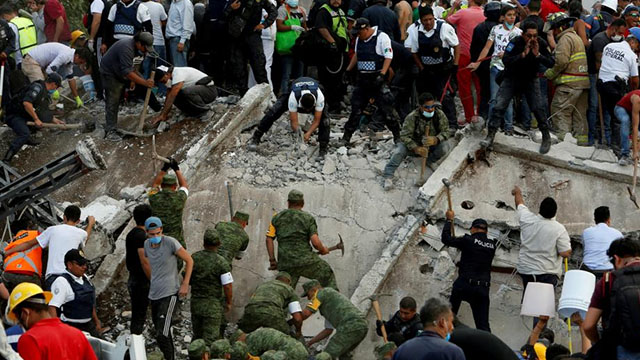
left=238, top=278, right=300, bottom=334
left=188, top=339, right=209, bottom=360
left=190, top=229, right=232, bottom=345
left=268, top=207, right=337, bottom=290
left=261, top=350, right=287, bottom=360
left=306, top=286, right=368, bottom=360
left=210, top=339, right=232, bottom=358
left=374, top=342, right=397, bottom=360
left=230, top=341, right=249, bottom=360
left=217, top=220, right=250, bottom=264
left=148, top=179, right=188, bottom=249
left=245, top=327, right=309, bottom=360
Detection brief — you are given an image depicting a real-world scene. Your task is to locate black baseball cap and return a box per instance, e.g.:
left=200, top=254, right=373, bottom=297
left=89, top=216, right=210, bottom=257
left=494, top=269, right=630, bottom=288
left=45, top=73, right=62, bottom=87
left=351, top=18, right=370, bottom=35
left=64, top=248, right=88, bottom=266
left=471, top=219, right=488, bottom=230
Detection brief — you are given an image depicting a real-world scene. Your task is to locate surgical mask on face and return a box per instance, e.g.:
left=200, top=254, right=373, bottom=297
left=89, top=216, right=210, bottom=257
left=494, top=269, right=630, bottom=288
left=505, top=22, right=514, bottom=30
left=422, top=110, right=434, bottom=118
left=286, top=0, right=299, bottom=7
left=612, top=34, right=623, bottom=41
left=445, top=332, right=451, bottom=341
left=150, top=236, right=162, bottom=245
left=48, top=89, right=56, bottom=95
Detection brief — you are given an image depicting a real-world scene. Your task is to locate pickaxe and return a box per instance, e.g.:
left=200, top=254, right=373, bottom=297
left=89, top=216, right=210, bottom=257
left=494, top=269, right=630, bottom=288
left=628, top=157, right=639, bottom=209
left=442, top=178, right=455, bottom=237
left=326, top=234, right=345, bottom=256
left=364, top=293, right=393, bottom=343
left=151, top=134, right=170, bottom=175
left=415, top=126, right=430, bottom=187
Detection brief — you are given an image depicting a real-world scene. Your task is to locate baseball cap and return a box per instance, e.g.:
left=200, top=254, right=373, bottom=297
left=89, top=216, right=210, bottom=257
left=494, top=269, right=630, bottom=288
left=135, top=32, right=159, bottom=57
left=203, top=228, right=221, bottom=246
left=628, top=27, right=640, bottom=40
left=301, top=279, right=320, bottom=297
left=623, top=4, right=639, bottom=15
left=154, top=65, right=171, bottom=83
left=162, top=174, right=177, bottom=185
left=471, top=218, right=488, bottom=230
left=351, top=18, right=370, bottom=34
left=145, top=216, right=163, bottom=230
left=288, top=189, right=304, bottom=202
left=64, top=248, right=88, bottom=266
left=45, top=73, right=62, bottom=87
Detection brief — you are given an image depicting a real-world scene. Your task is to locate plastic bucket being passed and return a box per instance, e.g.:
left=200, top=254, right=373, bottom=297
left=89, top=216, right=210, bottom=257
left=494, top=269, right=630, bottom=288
left=558, top=270, right=596, bottom=320
left=80, top=74, right=96, bottom=99
left=521, top=282, right=556, bottom=317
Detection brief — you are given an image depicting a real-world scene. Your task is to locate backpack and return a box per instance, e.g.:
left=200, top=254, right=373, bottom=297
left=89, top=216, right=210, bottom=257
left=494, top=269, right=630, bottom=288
left=608, top=265, right=640, bottom=352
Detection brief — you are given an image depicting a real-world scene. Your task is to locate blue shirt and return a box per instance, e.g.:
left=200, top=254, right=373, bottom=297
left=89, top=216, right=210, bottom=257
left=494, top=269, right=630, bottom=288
left=393, top=331, right=466, bottom=360
left=5, top=325, right=24, bottom=351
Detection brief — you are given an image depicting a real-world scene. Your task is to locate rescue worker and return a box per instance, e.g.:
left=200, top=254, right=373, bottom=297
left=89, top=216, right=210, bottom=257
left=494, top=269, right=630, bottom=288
left=375, top=297, right=422, bottom=346
left=265, top=189, right=338, bottom=290
left=3, top=73, right=65, bottom=162
left=342, top=18, right=400, bottom=146
left=149, top=159, right=189, bottom=250
left=216, top=211, right=250, bottom=265
left=247, top=77, right=331, bottom=158
left=48, top=249, right=102, bottom=337
left=301, top=280, right=369, bottom=359
left=188, top=339, right=210, bottom=360
left=224, top=0, right=277, bottom=94
left=375, top=342, right=397, bottom=360
left=613, top=89, right=640, bottom=166
left=442, top=212, right=496, bottom=332
left=232, top=327, right=309, bottom=359
left=237, top=272, right=303, bottom=336
left=544, top=12, right=590, bottom=145
left=101, top=0, right=153, bottom=53
left=190, top=228, right=233, bottom=345
left=0, top=4, right=37, bottom=66
left=2, top=218, right=42, bottom=292
left=407, top=5, right=459, bottom=129
left=382, top=92, right=451, bottom=190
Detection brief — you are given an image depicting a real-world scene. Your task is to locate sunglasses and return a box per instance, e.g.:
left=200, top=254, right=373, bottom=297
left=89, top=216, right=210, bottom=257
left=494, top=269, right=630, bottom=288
left=629, top=13, right=640, bottom=17
left=422, top=104, right=436, bottom=110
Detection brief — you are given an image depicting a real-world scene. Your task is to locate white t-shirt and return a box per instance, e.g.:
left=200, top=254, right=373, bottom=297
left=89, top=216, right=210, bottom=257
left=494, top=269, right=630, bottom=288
left=107, top=1, right=152, bottom=40
left=582, top=223, right=623, bottom=270
left=488, top=23, right=522, bottom=70
left=288, top=88, right=325, bottom=113
left=405, top=21, right=459, bottom=54
left=354, top=26, right=393, bottom=60
left=599, top=40, right=639, bottom=83
left=167, top=67, right=209, bottom=88
left=27, top=43, right=76, bottom=77
left=8, top=23, right=21, bottom=65
left=37, top=224, right=87, bottom=277
left=141, top=1, right=167, bottom=46
left=516, top=204, right=572, bottom=276
left=49, top=271, right=92, bottom=323
left=90, top=0, right=105, bottom=14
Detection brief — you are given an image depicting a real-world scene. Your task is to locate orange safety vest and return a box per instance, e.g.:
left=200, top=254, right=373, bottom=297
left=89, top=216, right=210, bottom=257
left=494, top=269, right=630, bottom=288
left=4, top=230, right=42, bottom=276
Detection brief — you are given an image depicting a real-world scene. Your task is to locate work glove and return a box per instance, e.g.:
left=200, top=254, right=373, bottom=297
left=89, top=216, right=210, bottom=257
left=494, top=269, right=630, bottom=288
left=425, top=136, right=439, bottom=146
left=170, top=157, right=180, bottom=171
left=75, top=95, right=83, bottom=108
left=50, top=90, right=60, bottom=101
left=414, top=146, right=428, bottom=157
left=161, top=161, right=171, bottom=172
left=290, top=25, right=305, bottom=32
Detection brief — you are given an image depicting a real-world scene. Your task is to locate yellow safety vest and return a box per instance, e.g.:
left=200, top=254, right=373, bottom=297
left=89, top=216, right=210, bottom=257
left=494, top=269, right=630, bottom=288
left=10, top=17, right=37, bottom=56
left=320, top=3, right=348, bottom=51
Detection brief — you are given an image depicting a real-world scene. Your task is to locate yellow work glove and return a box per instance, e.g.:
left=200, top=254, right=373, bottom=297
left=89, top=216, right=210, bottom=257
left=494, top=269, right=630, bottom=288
left=51, top=90, right=60, bottom=101
left=425, top=136, right=439, bottom=146
left=75, top=95, right=83, bottom=108
left=414, top=146, right=428, bottom=157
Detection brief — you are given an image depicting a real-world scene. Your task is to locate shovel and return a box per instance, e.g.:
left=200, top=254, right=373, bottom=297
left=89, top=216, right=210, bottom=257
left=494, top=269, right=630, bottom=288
left=628, top=157, right=639, bottom=209
left=416, top=126, right=431, bottom=187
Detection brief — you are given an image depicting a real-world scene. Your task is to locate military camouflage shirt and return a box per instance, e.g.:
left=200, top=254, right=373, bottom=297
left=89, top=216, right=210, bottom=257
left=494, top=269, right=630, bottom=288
left=246, top=328, right=309, bottom=360
left=217, top=221, right=250, bottom=263
left=190, top=249, right=231, bottom=299
left=307, top=288, right=365, bottom=328
left=268, top=209, right=318, bottom=267
left=148, top=188, right=188, bottom=246
left=400, top=108, right=450, bottom=151
left=246, top=279, right=299, bottom=311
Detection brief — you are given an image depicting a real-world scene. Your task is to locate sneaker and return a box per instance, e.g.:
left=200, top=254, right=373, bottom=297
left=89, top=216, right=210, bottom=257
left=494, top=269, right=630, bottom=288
left=105, top=131, right=123, bottom=142
left=247, top=137, right=260, bottom=152
left=383, top=178, right=394, bottom=191
left=618, top=156, right=632, bottom=166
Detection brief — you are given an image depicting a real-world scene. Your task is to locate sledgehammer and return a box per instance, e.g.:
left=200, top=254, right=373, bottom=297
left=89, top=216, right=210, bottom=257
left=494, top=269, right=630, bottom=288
left=442, top=178, right=455, bottom=237
left=366, top=293, right=393, bottom=343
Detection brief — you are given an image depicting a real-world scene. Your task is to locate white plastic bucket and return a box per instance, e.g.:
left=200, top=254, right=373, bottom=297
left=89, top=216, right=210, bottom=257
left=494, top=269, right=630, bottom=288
left=558, top=270, right=596, bottom=319
left=80, top=74, right=96, bottom=99
left=521, top=282, right=556, bottom=317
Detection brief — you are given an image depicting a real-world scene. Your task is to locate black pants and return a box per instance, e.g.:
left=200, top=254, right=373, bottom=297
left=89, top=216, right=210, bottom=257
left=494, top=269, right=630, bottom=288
left=391, top=66, right=416, bottom=123
left=449, top=277, right=491, bottom=332
left=101, top=74, right=126, bottom=134
left=345, top=76, right=400, bottom=137
left=229, top=31, right=266, bottom=94
left=206, top=20, right=231, bottom=87
left=5, top=114, right=30, bottom=153
left=417, top=65, right=457, bottom=128
left=128, top=276, right=150, bottom=335
left=477, top=64, right=491, bottom=120
left=489, top=76, right=549, bottom=132
left=597, top=80, right=626, bottom=152
left=64, top=319, right=100, bottom=338
left=257, top=92, right=330, bottom=146
left=151, top=294, right=179, bottom=360
left=174, top=85, right=218, bottom=116
left=318, top=52, right=347, bottom=110
left=519, top=273, right=558, bottom=327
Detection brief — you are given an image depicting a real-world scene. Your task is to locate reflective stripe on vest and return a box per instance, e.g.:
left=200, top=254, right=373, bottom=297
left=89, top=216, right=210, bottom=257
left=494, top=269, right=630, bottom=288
left=10, top=17, right=37, bottom=56
left=4, top=230, right=42, bottom=275
left=4, top=248, right=39, bottom=274
left=320, top=4, right=348, bottom=48
left=569, top=52, right=586, bottom=62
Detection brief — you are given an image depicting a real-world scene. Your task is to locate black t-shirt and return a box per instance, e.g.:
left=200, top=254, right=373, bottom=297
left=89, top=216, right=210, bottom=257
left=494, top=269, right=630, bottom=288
left=450, top=324, right=519, bottom=360
left=362, top=5, right=401, bottom=41
left=588, top=31, right=613, bottom=74
left=125, top=227, right=148, bottom=281
left=523, top=15, right=545, bottom=39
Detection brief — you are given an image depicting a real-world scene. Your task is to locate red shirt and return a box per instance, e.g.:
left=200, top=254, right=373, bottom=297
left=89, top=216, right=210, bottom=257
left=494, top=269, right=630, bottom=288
left=18, top=318, right=97, bottom=360
left=447, top=6, right=486, bottom=57
left=539, top=0, right=562, bottom=21
left=616, top=90, right=640, bottom=112
left=43, top=0, right=71, bottom=42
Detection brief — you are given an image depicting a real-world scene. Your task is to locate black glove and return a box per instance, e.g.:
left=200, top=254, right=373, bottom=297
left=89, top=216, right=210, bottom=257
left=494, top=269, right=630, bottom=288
left=329, top=42, right=338, bottom=52
left=161, top=161, right=171, bottom=172
left=170, top=157, right=180, bottom=171
left=374, top=74, right=385, bottom=88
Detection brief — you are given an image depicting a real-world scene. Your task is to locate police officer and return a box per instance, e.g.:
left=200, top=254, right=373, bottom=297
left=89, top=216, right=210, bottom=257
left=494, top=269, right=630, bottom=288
left=3, top=73, right=64, bottom=162
left=265, top=189, right=338, bottom=290
left=149, top=158, right=189, bottom=251
left=48, top=249, right=103, bottom=337
left=247, top=77, right=330, bottom=158
left=190, top=228, right=233, bottom=345
left=216, top=211, right=250, bottom=266
left=224, top=0, right=277, bottom=94
left=441, top=210, right=496, bottom=332
left=0, top=4, right=36, bottom=67
left=343, top=18, right=400, bottom=145
left=237, top=272, right=303, bottom=335
left=406, top=5, right=459, bottom=128
left=101, top=0, right=152, bottom=53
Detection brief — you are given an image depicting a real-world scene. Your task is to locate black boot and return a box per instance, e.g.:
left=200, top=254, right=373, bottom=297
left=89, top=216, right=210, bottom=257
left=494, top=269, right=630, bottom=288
left=3, top=148, right=16, bottom=163
left=247, top=130, right=263, bottom=151
left=540, top=129, right=551, bottom=154
left=480, top=128, right=497, bottom=148
left=392, top=129, right=400, bottom=144
left=318, top=143, right=328, bottom=159
left=341, top=131, right=353, bottom=147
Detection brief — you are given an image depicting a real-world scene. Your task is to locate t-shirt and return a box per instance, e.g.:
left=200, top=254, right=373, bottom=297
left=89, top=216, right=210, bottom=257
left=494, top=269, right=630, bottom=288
left=587, top=31, right=614, bottom=74
left=125, top=227, right=148, bottom=280
left=43, top=0, right=71, bottom=42
left=616, top=89, right=640, bottom=112
left=49, top=271, right=94, bottom=323
left=393, top=331, right=466, bottom=360
left=488, top=23, right=522, bottom=70
left=277, top=5, right=306, bottom=22
left=90, top=0, right=105, bottom=14
left=17, top=318, right=97, bottom=360
left=144, top=235, right=182, bottom=300
left=36, top=224, right=87, bottom=277
left=141, top=1, right=168, bottom=45
left=539, top=0, right=562, bottom=21
left=27, top=43, right=75, bottom=77
left=582, top=223, right=623, bottom=271
left=167, top=67, right=209, bottom=88
left=598, top=40, right=639, bottom=83
left=99, top=37, right=137, bottom=80
left=446, top=6, right=486, bottom=58
left=516, top=204, right=572, bottom=276
left=405, top=21, right=459, bottom=54
left=287, top=88, right=325, bottom=113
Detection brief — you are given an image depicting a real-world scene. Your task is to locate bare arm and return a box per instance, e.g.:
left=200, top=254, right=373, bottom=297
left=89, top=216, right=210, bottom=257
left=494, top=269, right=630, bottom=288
left=223, top=283, right=233, bottom=311
left=23, top=101, right=41, bottom=125
left=310, top=234, right=329, bottom=254
left=528, top=316, right=549, bottom=345
left=54, top=16, right=64, bottom=42
left=151, top=169, right=166, bottom=188
left=69, top=78, right=79, bottom=98
left=583, top=307, right=602, bottom=343
left=89, top=13, right=101, bottom=41
left=595, top=52, right=603, bottom=72
left=633, top=95, right=640, bottom=159
left=412, top=53, right=423, bottom=71
left=276, top=19, right=292, bottom=31
left=126, top=71, right=154, bottom=88
left=304, top=110, right=323, bottom=142
left=558, top=249, right=572, bottom=258
left=176, top=248, right=193, bottom=297
left=381, top=57, right=392, bottom=75
left=452, top=44, right=459, bottom=66
left=175, top=169, right=188, bottom=189
left=159, top=82, right=183, bottom=118
left=346, top=53, right=357, bottom=72
left=85, top=216, right=96, bottom=243
left=137, top=248, right=151, bottom=280
left=631, top=76, right=639, bottom=91
left=4, top=239, right=38, bottom=256
left=92, top=307, right=102, bottom=331
left=476, top=39, right=494, bottom=63
left=512, top=186, right=524, bottom=207
left=307, top=328, right=334, bottom=347
left=291, top=312, right=303, bottom=334
left=289, top=111, right=299, bottom=132
left=266, top=236, right=277, bottom=269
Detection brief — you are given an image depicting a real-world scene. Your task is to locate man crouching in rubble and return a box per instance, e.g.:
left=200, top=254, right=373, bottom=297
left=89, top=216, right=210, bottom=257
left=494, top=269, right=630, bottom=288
left=152, top=65, right=218, bottom=124
left=381, top=92, right=451, bottom=191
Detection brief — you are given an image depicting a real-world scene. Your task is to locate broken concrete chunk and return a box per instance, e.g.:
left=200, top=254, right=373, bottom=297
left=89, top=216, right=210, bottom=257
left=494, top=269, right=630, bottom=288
left=119, top=185, right=146, bottom=201
left=75, top=138, right=107, bottom=170
left=322, top=156, right=337, bottom=175
left=81, top=195, right=130, bottom=234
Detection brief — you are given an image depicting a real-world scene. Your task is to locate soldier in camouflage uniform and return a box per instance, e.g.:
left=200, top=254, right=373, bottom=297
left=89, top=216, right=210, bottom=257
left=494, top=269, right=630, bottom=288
left=230, top=328, right=309, bottom=360
left=190, top=228, right=234, bottom=345
left=149, top=159, right=189, bottom=249
left=266, top=189, right=338, bottom=290
left=238, top=272, right=303, bottom=335
left=261, top=350, right=287, bottom=360
left=210, top=339, right=232, bottom=358
left=230, top=341, right=249, bottom=360
left=217, top=211, right=251, bottom=265
left=374, top=342, right=397, bottom=359
left=188, top=339, right=209, bottom=360
left=301, top=280, right=369, bottom=360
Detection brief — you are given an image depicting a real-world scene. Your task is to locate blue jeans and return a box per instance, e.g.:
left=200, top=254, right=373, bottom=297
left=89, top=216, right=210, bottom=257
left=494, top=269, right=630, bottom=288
left=168, top=37, right=189, bottom=67
left=618, top=345, right=640, bottom=360
left=489, top=66, right=513, bottom=131
left=588, top=74, right=612, bottom=145
left=279, top=55, right=303, bottom=95
left=143, top=45, right=167, bottom=95
left=383, top=141, right=451, bottom=178
left=615, top=105, right=637, bottom=157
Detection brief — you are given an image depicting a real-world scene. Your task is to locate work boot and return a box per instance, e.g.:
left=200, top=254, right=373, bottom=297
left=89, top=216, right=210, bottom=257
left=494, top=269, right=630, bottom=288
left=392, top=129, right=400, bottom=144
left=341, top=132, right=353, bottom=147
left=2, top=148, right=16, bottom=163
left=318, top=143, right=328, bottom=159
left=540, top=129, right=551, bottom=154
left=480, top=128, right=497, bottom=148
left=247, top=130, right=263, bottom=152
left=105, top=130, right=123, bottom=142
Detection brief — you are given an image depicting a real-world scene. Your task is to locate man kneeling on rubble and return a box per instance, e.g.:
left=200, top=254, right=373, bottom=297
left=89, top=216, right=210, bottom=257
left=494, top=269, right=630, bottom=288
left=152, top=65, right=218, bottom=124
left=382, top=92, right=451, bottom=191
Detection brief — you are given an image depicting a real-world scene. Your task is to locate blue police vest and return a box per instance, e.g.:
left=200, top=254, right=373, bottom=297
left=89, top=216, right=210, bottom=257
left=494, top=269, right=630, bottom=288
left=417, top=20, right=451, bottom=65
left=61, top=273, right=95, bottom=322
left=291, top=77, right=319, bottom=100
left=114, top=1, right=142, bottom=37
left=356, top=31, right=384, bottom=72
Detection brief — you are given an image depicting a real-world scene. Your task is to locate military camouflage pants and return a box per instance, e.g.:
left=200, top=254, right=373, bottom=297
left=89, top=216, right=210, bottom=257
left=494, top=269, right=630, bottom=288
left=191, top=298, right=223, bottom=345
left=238, top=304, right=290, bottom=334
left=325, top=318, right=368, bottom=360
left=280, top=256, right=338, bottom=291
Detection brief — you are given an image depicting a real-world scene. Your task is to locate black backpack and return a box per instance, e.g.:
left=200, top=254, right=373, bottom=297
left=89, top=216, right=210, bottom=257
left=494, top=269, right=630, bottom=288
left=608, top=265, right=640, bottom=352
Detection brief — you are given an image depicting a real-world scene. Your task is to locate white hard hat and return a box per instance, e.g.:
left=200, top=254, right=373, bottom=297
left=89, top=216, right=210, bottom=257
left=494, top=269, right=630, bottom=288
left=602, top=0, right=617, bottom=12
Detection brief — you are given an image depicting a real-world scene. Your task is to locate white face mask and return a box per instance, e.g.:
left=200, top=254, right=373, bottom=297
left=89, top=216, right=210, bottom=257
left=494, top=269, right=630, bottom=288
left=612, top=34, right=623, bottom=41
